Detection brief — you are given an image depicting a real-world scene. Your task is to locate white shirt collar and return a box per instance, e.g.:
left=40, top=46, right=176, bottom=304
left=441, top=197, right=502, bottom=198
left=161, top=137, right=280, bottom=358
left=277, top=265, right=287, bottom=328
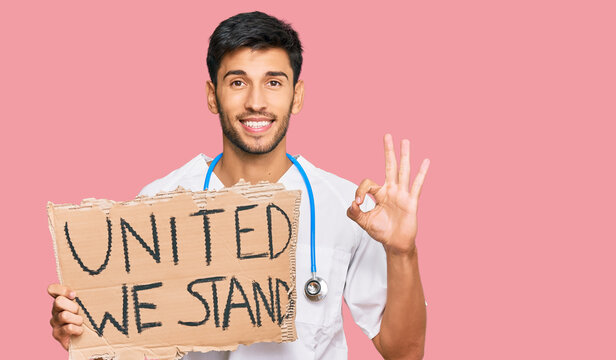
left=199, top=153, right=312, bottom=191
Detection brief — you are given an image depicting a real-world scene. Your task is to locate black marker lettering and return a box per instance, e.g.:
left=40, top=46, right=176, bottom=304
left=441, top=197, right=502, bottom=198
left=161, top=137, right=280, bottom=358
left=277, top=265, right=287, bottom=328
left=178, top=276, right=226, bottom=327
left=235, top=204, right=267, bottom=259
left=75, top=284, right=129, bottom=337
left=222, top=277, right=256, bottom=330
left=252, top=277, right=276, bottom=326
left=191, top=208, right=225, bottom=265
left=266, top=203, right=292, bottom=259
left=131, top=282, right=163, bottom=333
left=121, top=214, right=161, bottom=273
left=275, top=278, right=290, bottom=325
left=63, top=218, right=112, bottom=276
left=170, top=217, right=179, bottom=265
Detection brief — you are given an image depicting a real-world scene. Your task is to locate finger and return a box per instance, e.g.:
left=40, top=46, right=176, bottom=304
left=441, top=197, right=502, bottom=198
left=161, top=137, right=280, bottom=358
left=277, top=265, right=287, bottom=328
left=355, top=178, right=381, bottom=205
left=383, top=134, right=397, bottom=184
left=48, top=284, right=75, bottom=300
left=53, top=310, right=84, bottom=327
left=346, top=200, right=371, bottom=231
left=398, top=139, right=411, bottom=189
left=59, top=324, right=83, bottom=337
left=52, top=296, right=79, bottom=316
left=53, top=323, right=83, bottom=349
left=52, top=327, right=70, bottom=350
left=410, top=158, right=430, bottom=200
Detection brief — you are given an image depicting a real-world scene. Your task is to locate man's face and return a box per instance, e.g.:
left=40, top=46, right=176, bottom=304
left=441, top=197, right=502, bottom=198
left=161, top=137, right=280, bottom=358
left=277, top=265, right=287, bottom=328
left=207, top=47, right=304, bottom=154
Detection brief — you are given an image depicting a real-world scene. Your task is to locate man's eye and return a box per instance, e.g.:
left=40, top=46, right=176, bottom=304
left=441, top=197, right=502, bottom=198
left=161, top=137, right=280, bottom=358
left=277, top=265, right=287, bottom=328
left=231, top=80, right=244, bottom=87
left=268, top=80, right=281, bottom=87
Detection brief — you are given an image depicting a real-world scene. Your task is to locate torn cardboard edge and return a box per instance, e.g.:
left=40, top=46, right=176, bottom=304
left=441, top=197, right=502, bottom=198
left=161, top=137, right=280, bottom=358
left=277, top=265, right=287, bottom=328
left=48, top=180, right=301, bottom=360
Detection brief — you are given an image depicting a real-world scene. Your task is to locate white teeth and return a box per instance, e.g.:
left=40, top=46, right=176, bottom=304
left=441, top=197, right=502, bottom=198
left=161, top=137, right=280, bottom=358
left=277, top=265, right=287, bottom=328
left=243, top=120, right=271, bottom=129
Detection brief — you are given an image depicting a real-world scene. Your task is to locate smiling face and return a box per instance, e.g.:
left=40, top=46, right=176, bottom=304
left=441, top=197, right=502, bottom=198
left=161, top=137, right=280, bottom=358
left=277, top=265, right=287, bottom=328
left=206, top=47, right=304, bottom=155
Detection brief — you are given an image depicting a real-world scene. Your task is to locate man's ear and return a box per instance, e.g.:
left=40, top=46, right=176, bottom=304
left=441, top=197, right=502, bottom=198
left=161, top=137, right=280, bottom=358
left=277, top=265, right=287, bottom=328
left=206, top=80, right=219, bottom=114
left=291, top=79, right=305, bottom=114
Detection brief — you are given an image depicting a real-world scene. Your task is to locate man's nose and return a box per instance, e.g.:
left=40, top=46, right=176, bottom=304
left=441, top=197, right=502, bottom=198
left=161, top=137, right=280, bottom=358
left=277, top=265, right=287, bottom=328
left=245, top=86, right=267, bottom=112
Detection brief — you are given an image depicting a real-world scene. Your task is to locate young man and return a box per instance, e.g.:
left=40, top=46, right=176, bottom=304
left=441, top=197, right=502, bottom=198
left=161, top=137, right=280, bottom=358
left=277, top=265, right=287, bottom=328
left=48, top=11, right=429, bottom=359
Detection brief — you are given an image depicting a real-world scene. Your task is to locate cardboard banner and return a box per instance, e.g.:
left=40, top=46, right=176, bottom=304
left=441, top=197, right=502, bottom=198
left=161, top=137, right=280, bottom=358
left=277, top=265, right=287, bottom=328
left=47, top=182, right=300, bottom=360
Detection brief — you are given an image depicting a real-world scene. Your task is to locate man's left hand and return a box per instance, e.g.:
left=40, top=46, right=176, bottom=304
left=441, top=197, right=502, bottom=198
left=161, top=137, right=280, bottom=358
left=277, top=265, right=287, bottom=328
left=347, top=134, right=430, bottom=255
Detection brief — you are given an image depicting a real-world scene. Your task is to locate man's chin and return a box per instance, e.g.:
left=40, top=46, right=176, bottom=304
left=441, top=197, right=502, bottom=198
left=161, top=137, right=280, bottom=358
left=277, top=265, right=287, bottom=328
left=240, top=143, right=279, bottom=155
left=228, top=137, right=280, bottom=155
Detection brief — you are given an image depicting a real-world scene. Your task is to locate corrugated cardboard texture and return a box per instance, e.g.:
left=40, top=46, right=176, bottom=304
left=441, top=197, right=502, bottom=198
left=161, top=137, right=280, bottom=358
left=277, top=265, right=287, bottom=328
left=47, top=181, right=300, bottom=360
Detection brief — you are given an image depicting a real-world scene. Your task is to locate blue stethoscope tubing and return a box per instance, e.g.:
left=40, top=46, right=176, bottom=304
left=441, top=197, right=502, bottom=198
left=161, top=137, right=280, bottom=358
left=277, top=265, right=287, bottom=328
left=203, top=153, right=327, bottom=301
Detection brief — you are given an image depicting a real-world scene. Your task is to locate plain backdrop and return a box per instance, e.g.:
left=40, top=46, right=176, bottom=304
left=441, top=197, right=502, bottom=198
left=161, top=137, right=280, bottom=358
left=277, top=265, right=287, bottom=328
left=1, top=1, right=614, bottom=359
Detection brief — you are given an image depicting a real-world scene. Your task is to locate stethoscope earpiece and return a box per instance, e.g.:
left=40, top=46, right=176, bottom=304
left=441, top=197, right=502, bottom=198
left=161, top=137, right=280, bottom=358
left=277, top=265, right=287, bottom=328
left=205, top=153, right=328, bottom=302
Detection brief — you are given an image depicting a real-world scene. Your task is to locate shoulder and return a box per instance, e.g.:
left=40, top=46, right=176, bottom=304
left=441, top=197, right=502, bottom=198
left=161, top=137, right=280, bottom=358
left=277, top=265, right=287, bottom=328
left=138, top=154, right=211, bottom=196
left=300, top=156, right=375, bottom=211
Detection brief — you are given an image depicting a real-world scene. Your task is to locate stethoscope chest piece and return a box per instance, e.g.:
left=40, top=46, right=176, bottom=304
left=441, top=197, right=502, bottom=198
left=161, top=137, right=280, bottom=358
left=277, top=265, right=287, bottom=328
left=304, top=275, right=328, bottom=302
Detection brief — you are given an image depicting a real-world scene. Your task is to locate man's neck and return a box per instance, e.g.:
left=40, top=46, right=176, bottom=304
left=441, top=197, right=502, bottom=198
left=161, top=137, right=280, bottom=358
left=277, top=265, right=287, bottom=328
left=212, top=139, right=293, bottom=187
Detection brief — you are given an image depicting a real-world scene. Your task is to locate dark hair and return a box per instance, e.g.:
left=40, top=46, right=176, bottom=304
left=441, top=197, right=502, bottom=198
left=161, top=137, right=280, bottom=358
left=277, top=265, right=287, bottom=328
left=207, top=11, right=303, bottom=87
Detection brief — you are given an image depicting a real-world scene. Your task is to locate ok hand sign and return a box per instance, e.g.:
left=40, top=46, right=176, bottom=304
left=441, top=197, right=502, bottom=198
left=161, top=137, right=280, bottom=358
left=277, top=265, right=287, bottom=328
left=347, top=134, right=430, bottom=255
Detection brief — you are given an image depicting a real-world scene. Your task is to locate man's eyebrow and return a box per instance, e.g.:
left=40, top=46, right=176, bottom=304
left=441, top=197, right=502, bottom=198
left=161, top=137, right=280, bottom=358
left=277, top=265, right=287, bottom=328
left=222, top=70, right=246, bottom=79
left=222, top=70, right=289, bottom=80
left=266, top=71, right=288, bottom=79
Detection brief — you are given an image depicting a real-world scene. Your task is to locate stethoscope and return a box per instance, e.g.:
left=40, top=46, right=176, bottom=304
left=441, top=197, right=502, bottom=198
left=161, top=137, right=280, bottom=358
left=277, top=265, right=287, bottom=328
left=203, top=153, right=328, bottom=302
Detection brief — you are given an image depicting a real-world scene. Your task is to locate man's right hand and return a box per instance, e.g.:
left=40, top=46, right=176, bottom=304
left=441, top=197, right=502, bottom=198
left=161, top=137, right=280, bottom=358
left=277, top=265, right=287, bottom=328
left=47, top=284, right=84, bottom=350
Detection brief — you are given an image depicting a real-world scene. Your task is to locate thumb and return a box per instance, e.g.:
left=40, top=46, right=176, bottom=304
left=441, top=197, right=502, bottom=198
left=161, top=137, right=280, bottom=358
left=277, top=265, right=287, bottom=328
left=346, top=200, right=370, bottom=231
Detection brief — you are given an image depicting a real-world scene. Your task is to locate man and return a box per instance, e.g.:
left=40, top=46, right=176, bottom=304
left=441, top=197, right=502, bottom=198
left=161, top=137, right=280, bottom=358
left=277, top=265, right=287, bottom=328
left=48, top=11, right=429, bottom=359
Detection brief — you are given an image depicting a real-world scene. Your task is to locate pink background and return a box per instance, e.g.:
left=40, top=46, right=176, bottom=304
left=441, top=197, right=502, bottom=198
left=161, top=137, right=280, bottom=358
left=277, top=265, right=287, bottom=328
left=1, top=0, right=614, bottom=359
